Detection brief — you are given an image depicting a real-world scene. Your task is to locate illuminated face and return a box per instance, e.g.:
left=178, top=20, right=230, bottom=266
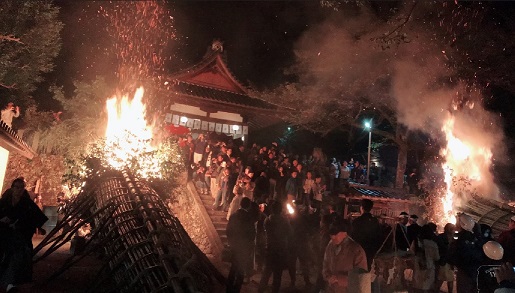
left=509, top=220, right=515, bottom=230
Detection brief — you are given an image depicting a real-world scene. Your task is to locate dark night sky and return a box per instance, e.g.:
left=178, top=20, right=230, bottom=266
left=168, top=1, right=327, bottom=89
left=46, top=1, right=327, bottom=96
left=47, top=1, right=515, bottom=114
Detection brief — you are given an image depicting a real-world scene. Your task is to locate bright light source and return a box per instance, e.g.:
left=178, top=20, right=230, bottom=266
left=242, top=136, right=245, bottom=141
left=364, top=121, right=371, bottom=129
left=287, top=126, right=291, bottom=131
left=286, top=203, right=294, bottom=214
left=180, top=116, right=188, bottom=123
left=232, top=125, right=240, bottom=131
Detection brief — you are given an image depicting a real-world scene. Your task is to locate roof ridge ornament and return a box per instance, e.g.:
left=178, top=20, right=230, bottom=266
left=211, top=40, right=223, bottom=52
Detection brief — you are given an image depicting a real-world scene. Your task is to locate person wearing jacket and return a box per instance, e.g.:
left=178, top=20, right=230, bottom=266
left=258, top=201, right=292, bottom=293
left=226, top=197, right=255, bottom=293
left=0, top=178, right=48, bottom=292
left=323, top=219, right=367, bottom=293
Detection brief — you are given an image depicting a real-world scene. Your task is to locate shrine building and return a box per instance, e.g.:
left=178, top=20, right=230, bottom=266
left=161, top=40, right=283, bottom=142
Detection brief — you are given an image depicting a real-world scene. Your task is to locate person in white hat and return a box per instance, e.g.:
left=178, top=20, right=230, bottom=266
left=394, top=212, right=410, bottom=252
left=498, top=215, right=515, bottom=265
left=478, top=241, right=509, bottom=293
left=448, top=213, right=484, bottom=293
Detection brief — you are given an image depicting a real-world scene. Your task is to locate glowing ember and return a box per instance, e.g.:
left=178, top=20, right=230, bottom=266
left=104, top=87, right=161, bottom=178
left=438, top=114, right=493, bottom=225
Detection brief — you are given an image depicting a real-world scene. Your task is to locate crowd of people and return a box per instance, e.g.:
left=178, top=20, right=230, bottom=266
left=183, top=134, right=373, bottom=212
left=181, top=134, right=515, bottom=293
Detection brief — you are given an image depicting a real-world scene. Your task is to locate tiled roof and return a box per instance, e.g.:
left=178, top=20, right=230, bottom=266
left=0, top=121, right=36, bottom=159
left=459, top=196, right=515, bottom=237
left=342, top=183, right=411, bottom=201
left=172, top=81, right=277, bottom=110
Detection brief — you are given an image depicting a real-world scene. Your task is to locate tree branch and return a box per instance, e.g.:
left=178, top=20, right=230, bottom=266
left=0, top=83, right=16, bottom=89
left=372, top=1, right=418, bottom=49
left=379, top=2, right=417, bottom=41
left=375, top=104, right=397, bottom=127
left=0, top=34, right=24, bottom=44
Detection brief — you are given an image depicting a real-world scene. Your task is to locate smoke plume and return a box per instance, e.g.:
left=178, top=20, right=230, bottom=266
left=287, top=3, right=505, bottom=198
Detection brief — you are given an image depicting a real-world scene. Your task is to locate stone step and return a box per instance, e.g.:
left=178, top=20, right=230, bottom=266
left=207, top=209, right=227, bottom=216
left=200, top=195, right=214, bottom=201
left=212, top=217, right=228, bottom=223
left=201, top=199, right=213, bottom=206
left=213, top=222, right=226, bottom=229
left=190, top=184, right=231, bottom=248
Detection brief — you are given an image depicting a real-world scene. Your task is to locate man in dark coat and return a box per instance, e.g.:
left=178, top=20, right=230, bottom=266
left=226, top=197, right=255, bottom=293
left=0, top=178, right=48, bottom=292
left=350, top=199, right=381, bottom=271
left=253, top=172, right=270, bottom=204
left=258, top=201, right=292, bottom=293
left=285, top=171, right=299, bottom=203
left=448, top=214, right=484, bottom=293
left=287, top=205, right=312, bottom=288
left=407, top=214, right=421, bottom=246
left=395, top=212, right=410, bottom=252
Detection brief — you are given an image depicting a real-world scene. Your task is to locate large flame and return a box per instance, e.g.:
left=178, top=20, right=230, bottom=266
left=439, top=114, right=493, bottom=225
left=104, top=87, right=161, bottom=178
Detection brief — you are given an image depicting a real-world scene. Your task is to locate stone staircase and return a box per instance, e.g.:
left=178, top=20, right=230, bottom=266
left=197, top=189, right=229, bottom=247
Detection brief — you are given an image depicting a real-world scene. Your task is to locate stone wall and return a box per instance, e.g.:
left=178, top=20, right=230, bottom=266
left=166, top=181, right=213, bottom=255
left=167, top=172, right=212, bottom=255
left=4, top=153, right=65, bottom=206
